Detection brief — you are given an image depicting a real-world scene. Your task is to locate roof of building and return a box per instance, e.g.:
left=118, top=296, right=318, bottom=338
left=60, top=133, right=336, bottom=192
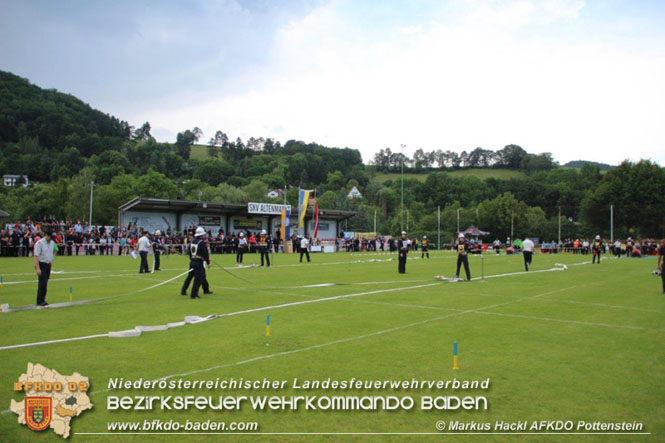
left=119, top=197, right=356, bottom=221
left=0, top=209, right=9, bottom=218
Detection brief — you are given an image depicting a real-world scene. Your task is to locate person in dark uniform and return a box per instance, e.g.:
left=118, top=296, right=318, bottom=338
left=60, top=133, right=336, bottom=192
left=258, top=230, right=270, bottom=267
left=657, top=239, right=665, bottom=294
left=420, top=235, right=430, bottom=259
left=183, top=227, right=213, bottom=299
left=397, top=231, right=410, bottom=274
left=152, top=230, right=163, bottom=271
left=592, top=235, right=603, bottom=264
left=454, top=233, right=471, bottom=281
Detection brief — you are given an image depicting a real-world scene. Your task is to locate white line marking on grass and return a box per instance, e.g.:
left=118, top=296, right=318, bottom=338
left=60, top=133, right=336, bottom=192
left=470, top=310, right=665, bottom=332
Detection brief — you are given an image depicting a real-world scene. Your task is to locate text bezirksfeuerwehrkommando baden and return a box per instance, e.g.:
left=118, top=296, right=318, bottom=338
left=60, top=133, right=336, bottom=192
left=107, top=377, right=489, bottom=391
left=106, top=377, right=490, bottom=411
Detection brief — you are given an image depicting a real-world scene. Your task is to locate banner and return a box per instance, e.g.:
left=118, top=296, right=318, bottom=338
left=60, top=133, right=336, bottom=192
left=280, top=209, right=291, bottom=240
left=248, top=202, right=291, bottom=215
left=313, top=202, right=320, bottom=238
left=298, top=189, right=312, bottom=228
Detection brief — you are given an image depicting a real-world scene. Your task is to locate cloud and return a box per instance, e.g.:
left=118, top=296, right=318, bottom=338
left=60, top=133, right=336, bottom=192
left=1, top=0, right=663, bottom=165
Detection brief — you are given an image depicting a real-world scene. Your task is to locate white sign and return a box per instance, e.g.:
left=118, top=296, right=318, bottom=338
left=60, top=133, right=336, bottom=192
left=247, top=202, right=291, bottom=215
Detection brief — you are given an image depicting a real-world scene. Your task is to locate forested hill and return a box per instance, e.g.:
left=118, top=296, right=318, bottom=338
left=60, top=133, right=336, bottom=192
left=1, top=70, right=663, bottom=239
left=563, top=160, right=613, bottom=171
left=0, top=70, right=130, bottom=153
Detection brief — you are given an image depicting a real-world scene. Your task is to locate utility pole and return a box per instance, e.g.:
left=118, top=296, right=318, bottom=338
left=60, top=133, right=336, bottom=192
left=558, top=206, right=561, bottom=244
left=457, top=208, right=460, bottom=233
left=437, top=205, right=441, bottom=250
left=511, top=209, right=514, bottom=241
left=89, top=180, right=94, bottom=226
left=400, top=144, right=405, bottom=231
left=610, top=204, right=614, bottom=242
left=373, top=210, right=377, bottom=234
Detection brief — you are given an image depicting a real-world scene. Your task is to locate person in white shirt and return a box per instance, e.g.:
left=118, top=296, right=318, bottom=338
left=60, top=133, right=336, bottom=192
left=34, top=231, right=55, bottom=306
left=300, top=236, right=311, bottom=263
left=136, top=232, right=151, bottom=274
left=522, top=237, right=535, bottom=271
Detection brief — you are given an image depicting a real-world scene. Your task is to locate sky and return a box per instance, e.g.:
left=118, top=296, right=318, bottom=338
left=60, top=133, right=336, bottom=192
left=1, top=0, right=664, bottom=165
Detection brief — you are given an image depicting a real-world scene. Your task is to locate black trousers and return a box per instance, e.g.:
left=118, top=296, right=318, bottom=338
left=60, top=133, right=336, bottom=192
left=523, top=251, right=533, bottom=270
left=236, top=248, right=244, bottom=263
left=139, top=251, right=149, bottom=273
left=36, top=262, right=51, bottom=305
left=456, top=254, right=471, bottom=280
left=592, top=249, right=601, bottom=263
left=661, top=264, right=665, bottom=293
left=421, top=248, right=429, bottom=259
left=300, top=249, right=310, bottom=262
left=154, top=252, right=161, bottom=271
left=398, top=251, right=407, bottom=273
left=190, top=261, right=208, bottom=298
left=260, top=247, right=270, bottom=266
left=182, top=261, right=210, bottom=295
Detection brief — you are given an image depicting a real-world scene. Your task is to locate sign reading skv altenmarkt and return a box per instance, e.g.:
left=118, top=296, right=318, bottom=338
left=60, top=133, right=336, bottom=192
left=247, top=202, right=291, bottom=215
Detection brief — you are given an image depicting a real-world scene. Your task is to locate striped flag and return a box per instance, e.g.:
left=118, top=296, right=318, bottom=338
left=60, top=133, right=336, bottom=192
left=313, top=202, right=320, bottom=238
left=280, top=209, right=291, bottom=240
left=298, top=189, right=312, bottom=228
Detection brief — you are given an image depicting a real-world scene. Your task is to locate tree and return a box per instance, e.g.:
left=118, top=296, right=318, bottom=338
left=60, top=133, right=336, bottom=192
left=496, top=145, right=526, bottom=169
left=133, top=122, right=154, bottom=142
left=175, top=127, right=203, bottom=161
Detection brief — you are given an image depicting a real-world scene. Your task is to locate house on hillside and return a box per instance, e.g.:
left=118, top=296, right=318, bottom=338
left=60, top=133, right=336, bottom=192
left=347, top=186, right=362, bottom=199
left=265, top=189, right=285, bottom=199
left=2, top=174, right=29, bottom=187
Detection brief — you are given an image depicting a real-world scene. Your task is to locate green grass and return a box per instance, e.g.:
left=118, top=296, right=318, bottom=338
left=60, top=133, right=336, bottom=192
left=375, top=169, right=526, bottom=183
left=1, top=251, right=663, bottom=441
left=190, top=144, right=219, bottom=161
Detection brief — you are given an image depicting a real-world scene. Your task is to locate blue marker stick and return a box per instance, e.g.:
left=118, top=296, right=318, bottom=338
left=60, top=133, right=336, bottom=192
left=453, top=341, right=458, bottom=356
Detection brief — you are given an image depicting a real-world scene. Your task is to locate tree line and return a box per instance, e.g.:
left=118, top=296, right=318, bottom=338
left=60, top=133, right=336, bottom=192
left=1, top=70, right=664, bottom=240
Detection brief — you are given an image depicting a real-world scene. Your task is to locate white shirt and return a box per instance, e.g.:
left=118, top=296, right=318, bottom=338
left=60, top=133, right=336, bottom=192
left=34, top=238, right=55, bottom=264
left=300, top=238, right=309, bottom=249
left=522, top=239, right=535, bottom=252
left=138, top=236, right=151, bottom=252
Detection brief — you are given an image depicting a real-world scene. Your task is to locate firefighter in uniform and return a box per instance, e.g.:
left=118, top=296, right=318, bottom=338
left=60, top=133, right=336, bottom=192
left=421, top=235, right=430, bottom=259
left=397, top=231, right=410, bottom=274
left=592, top=235, right=603, bottom=264
left=181, top=227, right=213, bottom=298
left=152, top=230, right=163, bottom=271
left=455, top=233, right=471, bottom=281
left=258, top=229, right=270, bottom=267
left=236, top=232, right=247, bottom=264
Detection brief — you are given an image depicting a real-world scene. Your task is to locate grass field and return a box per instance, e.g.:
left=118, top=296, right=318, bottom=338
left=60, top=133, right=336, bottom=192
left=375, top=169, right=527, bottom=183
left=1, top=250, right=664, bottom=441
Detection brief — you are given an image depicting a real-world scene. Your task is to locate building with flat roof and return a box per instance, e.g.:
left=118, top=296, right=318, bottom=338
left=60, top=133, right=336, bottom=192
left=118, top=197, right=355, bottom=239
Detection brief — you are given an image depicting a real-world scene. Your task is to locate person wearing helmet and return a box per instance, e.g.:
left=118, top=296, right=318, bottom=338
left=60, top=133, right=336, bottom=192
left=136, top=231, right=151, bottom=274
left=454, top=233, right=471, bottom=281
left=421, top=235, right=429, bottom=259
left=397, top=231, right=410, bottom=273
left=592, top=235, right=603, bottom=264
left=236, top=232, right=247, bottom=264
left=151, top=229, right=163, bottom=271
left=182, top=227, right=212, bottom=299
left=259, top=229, right=270, bottom=267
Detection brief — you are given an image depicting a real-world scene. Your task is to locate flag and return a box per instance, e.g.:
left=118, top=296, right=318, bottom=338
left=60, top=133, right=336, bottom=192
left=281, top=209, right=291, bottom=240
left=298, top=189, right=312, bottom=228
left=313, top=202, right=320, bottom=238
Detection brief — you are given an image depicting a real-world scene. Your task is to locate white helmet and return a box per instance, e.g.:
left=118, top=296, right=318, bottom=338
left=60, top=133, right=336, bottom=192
left=261, top=230, right=267, bottom=235
left=458, top=233, right=465, bottom=239
left=239, top=232, right=244, bottom=237
left=595, top=235, right=600, bottom=240
left=195, top=227, right=206, bottom=237
left=401, top=231, right=407, bottom=235
left=423, top=235, right=427, bottom=239
left=155, top=230, right=161, bottom=236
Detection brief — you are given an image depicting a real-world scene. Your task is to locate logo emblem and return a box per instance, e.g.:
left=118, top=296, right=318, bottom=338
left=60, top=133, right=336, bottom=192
left=25, top=397, right=52, bottom=431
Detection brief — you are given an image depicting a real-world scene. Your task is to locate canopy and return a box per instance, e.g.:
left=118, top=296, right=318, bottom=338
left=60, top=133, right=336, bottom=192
left=463, top=225, right=489, bottom=236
